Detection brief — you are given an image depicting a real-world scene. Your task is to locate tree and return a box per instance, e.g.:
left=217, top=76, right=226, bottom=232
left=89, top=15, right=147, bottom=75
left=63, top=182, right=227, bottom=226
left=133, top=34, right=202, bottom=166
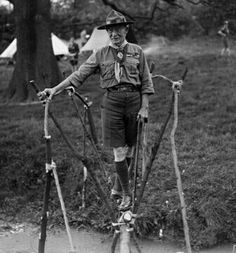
left=184, top=0, right=236, bottom=19
left=6, top=0, right=61, bottom=102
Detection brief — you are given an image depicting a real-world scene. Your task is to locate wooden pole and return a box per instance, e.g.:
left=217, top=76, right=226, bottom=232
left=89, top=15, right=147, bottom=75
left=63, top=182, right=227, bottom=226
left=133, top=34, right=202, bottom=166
left=141, top=123, right=148, bottom=180
left=170, top=90, right=192, bottom=253
left=82, top=104, right=87, bottom=209
left=38, top=101, right=53, bottom=253
left=120, top=226, right=131, bottom=253
left=52, top=163, right=76, bottom=253
left=132, top=119, right=142, bottom=210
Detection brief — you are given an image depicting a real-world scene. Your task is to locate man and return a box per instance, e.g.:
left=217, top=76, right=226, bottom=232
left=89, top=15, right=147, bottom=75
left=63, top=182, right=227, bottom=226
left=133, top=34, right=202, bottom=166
left=218, top=20, right=230, bottom=56
left=79, top=29, right=90, bottom=48
left=39, top=10, right=154, bottom=211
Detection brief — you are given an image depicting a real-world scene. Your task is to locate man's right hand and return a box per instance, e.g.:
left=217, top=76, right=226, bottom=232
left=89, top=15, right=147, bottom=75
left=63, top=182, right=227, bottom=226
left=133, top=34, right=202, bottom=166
left=38, top=87, right=57, bottom=101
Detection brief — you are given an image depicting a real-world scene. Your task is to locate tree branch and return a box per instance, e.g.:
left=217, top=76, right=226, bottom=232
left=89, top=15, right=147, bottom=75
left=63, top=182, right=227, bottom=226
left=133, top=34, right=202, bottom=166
left=100, top=0, right=186, bottom=22
left=185, top=0, right=201, bottom=5
left=164, top=0, right=183, bottom=8
left=150, top=0, right=165, bottom=19
left=100, top=0, right=135, bottom=20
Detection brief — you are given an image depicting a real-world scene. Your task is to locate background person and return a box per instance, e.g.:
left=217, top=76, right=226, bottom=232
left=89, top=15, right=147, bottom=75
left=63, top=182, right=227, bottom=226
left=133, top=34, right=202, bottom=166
left=39, top=10, right=155, bottom=211
left=218, top=20, right=230, bottom=56
left=68, top=36, right=80, bottom=71
left=80, top=29, right=90, bottom=48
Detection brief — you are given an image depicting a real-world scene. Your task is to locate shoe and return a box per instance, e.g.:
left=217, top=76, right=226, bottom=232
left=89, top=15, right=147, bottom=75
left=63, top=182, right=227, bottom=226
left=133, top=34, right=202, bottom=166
left=118, top=195, right=132, bottom=211
left=110, top=189, right=122, bottom=201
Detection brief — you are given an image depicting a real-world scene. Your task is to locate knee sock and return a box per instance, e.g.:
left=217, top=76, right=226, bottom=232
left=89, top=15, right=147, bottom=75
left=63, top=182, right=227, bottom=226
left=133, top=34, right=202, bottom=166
left=115, top=160, right=130, bottom=196
left=113, top=173, right=122, bottom=192
left=126, top=157, right=132, bottom=167
left=113, top=157, right=132, bottom=192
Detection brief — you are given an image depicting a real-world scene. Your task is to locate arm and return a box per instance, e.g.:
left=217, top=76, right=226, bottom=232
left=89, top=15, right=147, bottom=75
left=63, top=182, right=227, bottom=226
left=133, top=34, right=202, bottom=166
left=40, top=52, right=99, bottom=100
left=218, top=26, right=227, bottom=37
left=138, top=93, right=149, bottom=122
left=137, top=49, right=154, bottom=122
left=49, top=78, right=71, bottom=97
left=218, top=30, right=225, bottom=37
left=138, top=49, right=155, bottom=95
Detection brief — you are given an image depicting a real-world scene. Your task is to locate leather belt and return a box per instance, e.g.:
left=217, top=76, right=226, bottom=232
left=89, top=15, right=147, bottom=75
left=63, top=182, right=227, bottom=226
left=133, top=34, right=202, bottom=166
left=107, top=84, right=140, bottom=92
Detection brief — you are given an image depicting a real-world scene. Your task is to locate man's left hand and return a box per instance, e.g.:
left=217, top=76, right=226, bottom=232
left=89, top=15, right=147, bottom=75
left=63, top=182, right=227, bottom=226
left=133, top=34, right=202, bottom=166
left=138, top=107, right=148, bottom=123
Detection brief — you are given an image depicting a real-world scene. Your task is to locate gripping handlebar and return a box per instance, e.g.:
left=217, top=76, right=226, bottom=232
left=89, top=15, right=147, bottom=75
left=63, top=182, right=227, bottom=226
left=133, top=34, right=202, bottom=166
left=28, top=80, right=55, bottom=101
left=65, top=86, right=92, bottom=109
left=29, top=80, right=41, bottom=94
left=152, top=67, right=188, bottom=92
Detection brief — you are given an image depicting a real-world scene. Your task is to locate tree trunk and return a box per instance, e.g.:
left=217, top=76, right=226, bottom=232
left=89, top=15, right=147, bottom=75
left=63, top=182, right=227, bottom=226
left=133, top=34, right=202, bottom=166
left=7, top=0, right=62, bottom=102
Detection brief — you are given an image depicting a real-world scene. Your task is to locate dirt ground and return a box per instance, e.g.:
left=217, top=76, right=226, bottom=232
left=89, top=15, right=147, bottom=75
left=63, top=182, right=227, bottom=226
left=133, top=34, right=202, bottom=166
left=0, top=222, right=234, bottom=253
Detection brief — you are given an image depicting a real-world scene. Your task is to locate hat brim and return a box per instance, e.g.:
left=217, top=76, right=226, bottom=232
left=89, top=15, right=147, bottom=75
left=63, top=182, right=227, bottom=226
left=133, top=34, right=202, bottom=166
left=97, top=21, right=134, bottom=30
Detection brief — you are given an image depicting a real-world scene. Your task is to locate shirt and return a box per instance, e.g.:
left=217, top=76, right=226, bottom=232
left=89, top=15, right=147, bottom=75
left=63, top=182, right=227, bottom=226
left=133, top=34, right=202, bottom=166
left=109, top=40, right=128, bottom=83
left=65, top=42, right=155, bottom=95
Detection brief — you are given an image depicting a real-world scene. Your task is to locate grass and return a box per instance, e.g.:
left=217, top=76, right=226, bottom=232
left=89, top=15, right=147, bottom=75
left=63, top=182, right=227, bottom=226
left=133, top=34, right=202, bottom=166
left=0, top=36, right=236, bottom=249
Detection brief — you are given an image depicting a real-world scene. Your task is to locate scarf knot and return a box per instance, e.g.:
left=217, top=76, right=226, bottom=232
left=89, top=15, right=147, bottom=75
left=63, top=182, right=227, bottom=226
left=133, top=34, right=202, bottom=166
left=110, top=42, right=128, bottom=83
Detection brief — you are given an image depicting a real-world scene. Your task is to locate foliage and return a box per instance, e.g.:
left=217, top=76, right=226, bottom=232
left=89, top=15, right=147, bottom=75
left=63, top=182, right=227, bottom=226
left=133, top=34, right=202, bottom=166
left=50, top=0, right=236, bottom=41
left=1, top=0, right=236, bottom=52
left=201, top=0, right=236, bottom=20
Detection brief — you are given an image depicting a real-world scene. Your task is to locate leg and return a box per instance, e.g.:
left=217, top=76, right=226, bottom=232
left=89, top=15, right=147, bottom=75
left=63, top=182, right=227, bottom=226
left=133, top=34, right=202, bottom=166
left=113, top=146, right=132, bottom=211
left=111, top=173, right=122, bottom=200
left=221, top=48, right=225, bottom=56
left=111, top=146, right=134, bottom=201
left=101, top=92, right=126, bottom=201
left=126, top=146, right=134, bottom=166
left=226, top=47, right=231, bottom=57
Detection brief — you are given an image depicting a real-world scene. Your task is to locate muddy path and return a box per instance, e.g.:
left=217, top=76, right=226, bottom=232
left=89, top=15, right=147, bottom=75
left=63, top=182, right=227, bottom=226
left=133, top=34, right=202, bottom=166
left=0, top=222, right=234, bottom=253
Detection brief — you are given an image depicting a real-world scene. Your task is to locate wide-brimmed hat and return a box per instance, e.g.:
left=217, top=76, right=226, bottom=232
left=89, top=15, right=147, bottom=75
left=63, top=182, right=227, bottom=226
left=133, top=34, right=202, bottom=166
left=97, top=10, right=134, bottom=30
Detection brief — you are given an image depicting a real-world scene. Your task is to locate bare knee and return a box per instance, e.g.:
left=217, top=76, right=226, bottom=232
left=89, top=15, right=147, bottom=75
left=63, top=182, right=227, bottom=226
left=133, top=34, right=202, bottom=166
left=113, top=146, right=128, bottom=162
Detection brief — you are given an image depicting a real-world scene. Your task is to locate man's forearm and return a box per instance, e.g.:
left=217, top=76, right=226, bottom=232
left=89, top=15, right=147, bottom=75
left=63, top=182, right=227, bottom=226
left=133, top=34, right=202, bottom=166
left=53, top=77, right=72, bottom=93
left=141, top=93, right=149, bottom=109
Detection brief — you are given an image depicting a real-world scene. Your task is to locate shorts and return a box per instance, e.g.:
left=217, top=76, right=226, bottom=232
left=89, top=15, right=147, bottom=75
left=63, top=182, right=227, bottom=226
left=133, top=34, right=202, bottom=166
left=101, top=90, right=141, bottom=148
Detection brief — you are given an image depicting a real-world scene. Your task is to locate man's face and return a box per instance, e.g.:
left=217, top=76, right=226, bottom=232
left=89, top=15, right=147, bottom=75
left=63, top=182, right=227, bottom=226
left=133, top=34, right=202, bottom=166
left=106, top=25, right=128, bottom=47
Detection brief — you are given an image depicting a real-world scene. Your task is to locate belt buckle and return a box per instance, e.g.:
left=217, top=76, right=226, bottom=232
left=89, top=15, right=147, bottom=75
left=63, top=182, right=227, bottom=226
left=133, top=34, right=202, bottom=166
left=120, top=87, right=127, bottom=91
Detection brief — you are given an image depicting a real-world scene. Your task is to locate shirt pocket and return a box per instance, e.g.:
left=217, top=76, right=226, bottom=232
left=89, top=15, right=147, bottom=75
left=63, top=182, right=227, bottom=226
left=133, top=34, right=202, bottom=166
left=125, top=58, right=139, bottom=76
left=100, top=62, right=115, bottom=80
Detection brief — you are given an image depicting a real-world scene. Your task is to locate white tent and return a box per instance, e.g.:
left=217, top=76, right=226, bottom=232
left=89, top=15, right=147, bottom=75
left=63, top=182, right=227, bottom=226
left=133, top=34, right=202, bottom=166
left=0, top=33, right=70, bottom=58
left=0, top=38, right=17, bottom=58
left=80, top=27, right=110, bottom=52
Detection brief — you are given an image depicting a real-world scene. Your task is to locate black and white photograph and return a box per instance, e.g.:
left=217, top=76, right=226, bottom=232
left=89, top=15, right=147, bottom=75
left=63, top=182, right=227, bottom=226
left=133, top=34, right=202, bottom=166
left=0, top=0, right=235, bottom=252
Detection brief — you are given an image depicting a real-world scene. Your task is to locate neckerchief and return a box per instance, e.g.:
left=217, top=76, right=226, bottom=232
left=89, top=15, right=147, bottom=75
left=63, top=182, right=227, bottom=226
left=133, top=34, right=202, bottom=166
left=110, top=40, right=128, bottom=83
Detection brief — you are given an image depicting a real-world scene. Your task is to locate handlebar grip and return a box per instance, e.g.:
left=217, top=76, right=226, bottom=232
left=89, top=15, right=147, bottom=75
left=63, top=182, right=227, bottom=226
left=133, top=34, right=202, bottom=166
left=29, top=80, right=41, bottom=94
left=149, top=62, right=155, bottom=74
left=181, top=67, right=188, bottom=81
left=65, top=86, right=75, bottom=93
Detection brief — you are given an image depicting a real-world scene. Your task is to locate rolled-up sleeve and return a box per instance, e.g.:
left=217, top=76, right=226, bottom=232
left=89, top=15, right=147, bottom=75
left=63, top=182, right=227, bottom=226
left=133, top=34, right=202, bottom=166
left=66, top=52, right=99, bottom=88
left=139, top=50, right=155, bottom=95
